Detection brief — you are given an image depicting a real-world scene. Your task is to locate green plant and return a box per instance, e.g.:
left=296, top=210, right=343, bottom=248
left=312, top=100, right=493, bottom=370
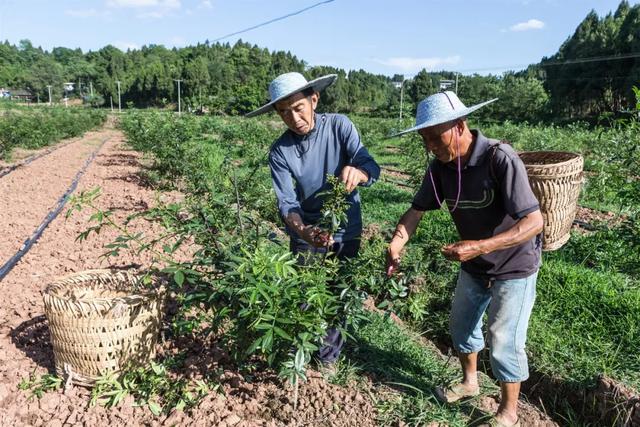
left=90, top=361, right=217, bottom=415
left=67, top=168, right=365, bottom=406
left=318, top=174, right=351, bottom=237
left=18, top=371, right=62, bottom=399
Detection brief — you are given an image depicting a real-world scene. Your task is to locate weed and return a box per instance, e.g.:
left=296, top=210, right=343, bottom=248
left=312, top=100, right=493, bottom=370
left=18, top=371, right=62, bottom=399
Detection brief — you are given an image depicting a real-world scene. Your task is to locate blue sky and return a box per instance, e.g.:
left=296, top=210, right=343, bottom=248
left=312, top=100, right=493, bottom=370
left=0, top=0, right=637, bottom=76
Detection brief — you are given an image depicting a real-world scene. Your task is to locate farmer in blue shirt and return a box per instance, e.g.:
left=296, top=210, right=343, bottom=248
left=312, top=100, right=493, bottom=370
left=247, top=72, right=380, bottom=364
left=386, top=91, right=543, bottom=427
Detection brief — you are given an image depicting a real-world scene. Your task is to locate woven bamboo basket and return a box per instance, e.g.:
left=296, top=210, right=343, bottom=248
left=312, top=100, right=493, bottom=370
left=43, top=269, right=165, bottom=387
left=519, top=151, right=584, bottom=251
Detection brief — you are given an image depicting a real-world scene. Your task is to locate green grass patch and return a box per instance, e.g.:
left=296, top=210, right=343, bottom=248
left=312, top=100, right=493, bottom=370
left=529, top=258, right=640, bottom=390
left=348, top=312, right=470, bottom=426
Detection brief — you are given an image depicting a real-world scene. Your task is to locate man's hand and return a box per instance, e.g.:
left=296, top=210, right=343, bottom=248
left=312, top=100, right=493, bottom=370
left=301, top=226, right=333, bottom=248
left=385, top=248, right=401, bottom=277
left=340, top=166, right=368, bottom=193
left=441, top=240, right=485, bottom=262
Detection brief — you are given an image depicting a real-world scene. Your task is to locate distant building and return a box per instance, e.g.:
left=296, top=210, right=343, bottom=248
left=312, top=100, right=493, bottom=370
left=10, top=89, right=34, bottom=102
left=0, top=88, right=34, bottom=102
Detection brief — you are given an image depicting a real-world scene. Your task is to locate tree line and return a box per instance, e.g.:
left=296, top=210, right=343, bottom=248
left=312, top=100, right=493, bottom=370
left=0, top=0, right=638, bottom=123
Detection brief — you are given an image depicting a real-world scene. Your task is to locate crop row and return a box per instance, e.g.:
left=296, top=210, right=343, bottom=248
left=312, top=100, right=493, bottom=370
left=0, top=106, right=107, bottom=160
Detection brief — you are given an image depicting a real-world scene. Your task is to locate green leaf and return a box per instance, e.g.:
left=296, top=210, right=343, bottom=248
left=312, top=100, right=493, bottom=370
left=148, top=400, right=162, bottom=416
left=173, top=270, right=185, bottom=286
left=294, top=348, right=306, bottom=371
left=273, top=326, right=292, bottom=340
left=246, top=336, right=262, bottom=355
left=151, top=363, right=164, bottom=376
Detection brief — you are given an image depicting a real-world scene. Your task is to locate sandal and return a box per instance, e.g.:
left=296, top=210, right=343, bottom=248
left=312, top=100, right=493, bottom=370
left=484, top=416, right=521, bottom=427
left=434, top=383, right=480, bottom=403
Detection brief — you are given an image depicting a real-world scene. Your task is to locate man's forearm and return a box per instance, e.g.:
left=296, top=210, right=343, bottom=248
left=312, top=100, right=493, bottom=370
left=479, top=210, right=543, bottom=254
left=389, top=208, right=424, bottom=253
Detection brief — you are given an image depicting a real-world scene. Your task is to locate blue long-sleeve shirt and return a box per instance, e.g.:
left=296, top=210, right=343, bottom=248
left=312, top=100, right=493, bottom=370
left=269, top=113, right=380, bottom=243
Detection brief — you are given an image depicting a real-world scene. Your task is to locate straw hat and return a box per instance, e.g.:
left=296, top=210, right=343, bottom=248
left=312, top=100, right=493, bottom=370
left=392, top=91, right=498, bottom=136
left=245, top=72, right=337, bottom=117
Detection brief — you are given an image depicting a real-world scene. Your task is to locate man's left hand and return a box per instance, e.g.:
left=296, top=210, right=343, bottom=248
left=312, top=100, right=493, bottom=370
left=340, top=166, right=368, bottom=192
left=441, top=240, right=485, bottom=262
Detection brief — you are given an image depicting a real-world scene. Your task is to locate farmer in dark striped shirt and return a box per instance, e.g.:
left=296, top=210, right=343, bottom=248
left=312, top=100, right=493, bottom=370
left=386, top=91, right=543, bottom=427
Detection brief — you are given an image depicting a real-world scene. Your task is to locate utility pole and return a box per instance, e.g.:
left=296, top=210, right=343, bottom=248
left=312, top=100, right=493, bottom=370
left=455, top=72, right=459, bottom=94
left=399, top=79, right=406, bottom=120
left=90, top=82, right=93, bottom=97
left=46, top=85, right=52, bottom=105
left=116, top=80, right=122, bottom=113
left=174, top=79, right=182, bottom=115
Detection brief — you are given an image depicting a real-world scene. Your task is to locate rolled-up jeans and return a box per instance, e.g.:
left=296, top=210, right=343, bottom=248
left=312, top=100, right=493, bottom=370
left=290, top=238, right=360, bottom=364
left=449, top=269, right=538, bottom=383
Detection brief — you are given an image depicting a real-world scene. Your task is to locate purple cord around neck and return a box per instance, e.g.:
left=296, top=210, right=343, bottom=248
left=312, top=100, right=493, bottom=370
left=428, top=132, right=462, bottom=212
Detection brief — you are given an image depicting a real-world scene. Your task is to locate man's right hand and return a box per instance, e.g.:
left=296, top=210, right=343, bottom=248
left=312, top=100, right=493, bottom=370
left=385, top=249, right=401, bottom=277
left=302, top=226, right=333, bottom=248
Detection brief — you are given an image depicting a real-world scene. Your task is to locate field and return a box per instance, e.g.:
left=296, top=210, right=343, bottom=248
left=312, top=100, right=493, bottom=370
left=117, top=110, right=640, bottom=424
left=1, top=106, right=639, bottom=426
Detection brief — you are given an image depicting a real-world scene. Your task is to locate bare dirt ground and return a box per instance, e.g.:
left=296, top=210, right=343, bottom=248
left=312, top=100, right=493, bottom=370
left=0, top=124, right=558, bottom=426
left=573, top=205, right=627, bottom=230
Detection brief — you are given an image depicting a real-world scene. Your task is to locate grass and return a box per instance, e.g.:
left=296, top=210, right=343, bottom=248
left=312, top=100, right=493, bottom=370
left=529, top=257, right=640, bottom=390
left=347, top=312, right=475, bottom=426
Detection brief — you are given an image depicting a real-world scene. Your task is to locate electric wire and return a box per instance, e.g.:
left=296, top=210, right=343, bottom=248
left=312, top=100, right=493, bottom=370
left=211, top=0, right=335, bottom=43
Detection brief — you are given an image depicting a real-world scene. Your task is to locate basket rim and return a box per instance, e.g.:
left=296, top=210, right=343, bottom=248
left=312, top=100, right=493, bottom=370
left=518, top=151, right=583, bottom=168
left=44, top=269, right=165, bottom=310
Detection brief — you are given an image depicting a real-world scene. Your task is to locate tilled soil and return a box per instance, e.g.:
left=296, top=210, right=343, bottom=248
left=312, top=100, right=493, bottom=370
left=0, top=124, right=558, bottom=427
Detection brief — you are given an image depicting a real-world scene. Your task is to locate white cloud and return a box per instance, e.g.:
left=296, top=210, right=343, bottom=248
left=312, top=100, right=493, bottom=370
left=509, top=19, right=545, bottom=32
left=114, top=41, right=140, bottom=51
left=374, top=56, right=461, bottom=73
left=199, top=0, right=213, bottom=9
left=107, top=0, right=161, bottom=7
left=107, top=0, right=181, bottom=18
left=65, top=9, right=101, bottom=17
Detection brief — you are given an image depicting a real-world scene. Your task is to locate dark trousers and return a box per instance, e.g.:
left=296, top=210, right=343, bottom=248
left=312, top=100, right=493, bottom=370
left=290, top=239, right=360, bottom=364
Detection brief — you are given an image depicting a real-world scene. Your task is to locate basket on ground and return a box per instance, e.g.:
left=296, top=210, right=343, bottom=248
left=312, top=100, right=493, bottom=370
left=519, top=151, right=584, bottom=251
left=43, top=269, right=165, bottom=387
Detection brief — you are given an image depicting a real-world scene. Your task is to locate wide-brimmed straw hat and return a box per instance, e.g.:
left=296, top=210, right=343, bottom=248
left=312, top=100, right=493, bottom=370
left=391, top=91, right=498, bottom=137
left=245, top=72, right=337, bottom=117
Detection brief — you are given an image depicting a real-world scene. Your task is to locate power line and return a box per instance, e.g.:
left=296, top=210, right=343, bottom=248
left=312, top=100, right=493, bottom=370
left=541, top=52, right=640, bottom=67
left=450, top=52, right=640, bottom=75
left=211, top=0, right=335, bottom=43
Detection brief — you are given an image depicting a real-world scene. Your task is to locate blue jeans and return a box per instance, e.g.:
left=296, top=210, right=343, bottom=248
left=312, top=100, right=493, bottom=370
left=450, top=269, right=537, bottom=383
left=290, top=239, right=360, bottom=364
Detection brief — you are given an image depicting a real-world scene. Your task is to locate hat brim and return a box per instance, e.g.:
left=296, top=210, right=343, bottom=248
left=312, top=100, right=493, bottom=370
left=388, top=98, right=498, bottom=138
left=245, top=74, right=338, bottom=118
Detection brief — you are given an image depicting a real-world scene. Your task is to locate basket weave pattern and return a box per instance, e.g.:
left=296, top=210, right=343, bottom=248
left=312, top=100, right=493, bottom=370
left=519, top=151, right=584, bottom=251
left=43, top=270, right=165, bottom=386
